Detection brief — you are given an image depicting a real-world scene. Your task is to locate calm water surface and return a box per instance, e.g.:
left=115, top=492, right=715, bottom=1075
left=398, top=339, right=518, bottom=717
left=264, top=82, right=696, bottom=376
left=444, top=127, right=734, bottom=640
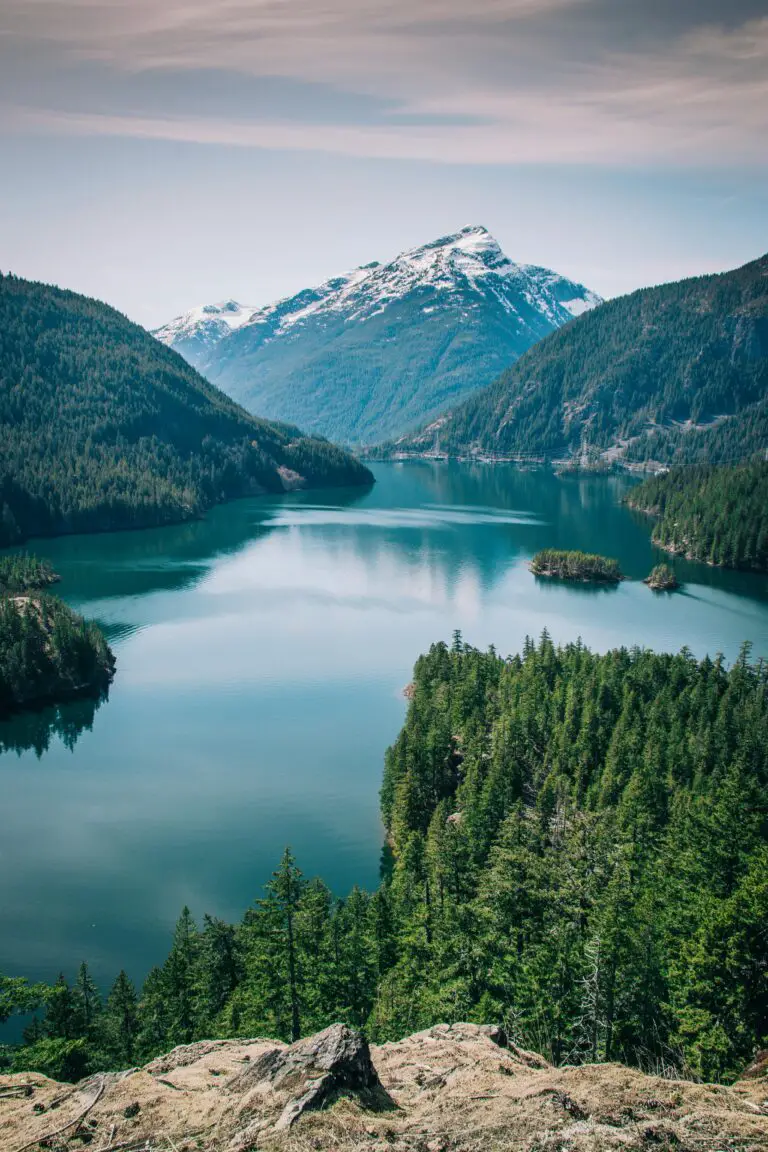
left=2, top=462, right=767, bottom=993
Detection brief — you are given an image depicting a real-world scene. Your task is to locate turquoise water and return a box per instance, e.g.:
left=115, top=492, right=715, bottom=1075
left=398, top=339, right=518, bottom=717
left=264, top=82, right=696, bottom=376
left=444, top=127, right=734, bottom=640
left=2, top=462, right=767, bottom=994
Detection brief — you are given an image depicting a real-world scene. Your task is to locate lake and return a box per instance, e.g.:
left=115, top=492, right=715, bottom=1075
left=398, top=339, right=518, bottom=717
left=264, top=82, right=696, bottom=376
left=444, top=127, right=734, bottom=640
left=2, top=462, right=767, bottom=997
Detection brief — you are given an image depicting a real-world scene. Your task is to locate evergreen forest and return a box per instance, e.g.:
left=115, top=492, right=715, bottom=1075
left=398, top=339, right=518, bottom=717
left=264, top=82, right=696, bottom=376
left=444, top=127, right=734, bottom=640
left=391, top=253, right=768, bottom=466
left=0, top=553, right=58, bottom=593
left=628, top=460, right=768, bottom=571
left=3, top=634, right=767, bottom=1086
left=0, top=591, right=114, bottom=717
left=0, top=274, right=372, bottom=547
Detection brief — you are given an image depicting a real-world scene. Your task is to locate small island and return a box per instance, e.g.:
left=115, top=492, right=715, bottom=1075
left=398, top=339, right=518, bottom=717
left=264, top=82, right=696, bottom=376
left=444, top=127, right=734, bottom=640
left=0, top=554, right=115, bottom=718
left=644, top=563, right=679, bottom=591
left=530, top=548, right=624, bottom=583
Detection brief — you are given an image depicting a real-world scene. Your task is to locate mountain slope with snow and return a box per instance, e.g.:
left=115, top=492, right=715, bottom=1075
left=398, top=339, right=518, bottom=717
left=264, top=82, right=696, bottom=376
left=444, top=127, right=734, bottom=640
left=390, top=252, right=768, bottom=466
left=155, top=226, right=602, bottom=444
left=153, top=300, right=258, bottom=361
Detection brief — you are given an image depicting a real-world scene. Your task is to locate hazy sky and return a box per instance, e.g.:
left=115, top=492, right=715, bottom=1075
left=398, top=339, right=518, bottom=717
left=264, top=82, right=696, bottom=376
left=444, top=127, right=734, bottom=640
left=1, top=0, right=766, bottom=328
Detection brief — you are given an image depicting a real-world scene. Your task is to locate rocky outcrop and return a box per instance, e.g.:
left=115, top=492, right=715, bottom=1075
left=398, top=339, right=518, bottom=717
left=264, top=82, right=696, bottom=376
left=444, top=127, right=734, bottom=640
left=2, top=1023, right=767, bottom=1152
left=230, top=1023, right=395, bottom=1137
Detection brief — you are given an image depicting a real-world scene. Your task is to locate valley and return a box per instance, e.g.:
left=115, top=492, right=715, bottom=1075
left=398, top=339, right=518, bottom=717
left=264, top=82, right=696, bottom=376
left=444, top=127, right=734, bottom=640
left=1, top=463, right=766, bottom=1025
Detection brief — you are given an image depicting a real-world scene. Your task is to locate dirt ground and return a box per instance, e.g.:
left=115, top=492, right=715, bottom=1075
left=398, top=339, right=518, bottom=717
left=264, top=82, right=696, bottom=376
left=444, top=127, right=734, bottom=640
left=2, top=1023, right=767, bottom=1152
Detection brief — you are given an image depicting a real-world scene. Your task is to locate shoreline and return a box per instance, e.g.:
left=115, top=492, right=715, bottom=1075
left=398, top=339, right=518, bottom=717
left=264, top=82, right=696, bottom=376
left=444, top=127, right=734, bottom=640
left=366, top=451, right=664, bottom=476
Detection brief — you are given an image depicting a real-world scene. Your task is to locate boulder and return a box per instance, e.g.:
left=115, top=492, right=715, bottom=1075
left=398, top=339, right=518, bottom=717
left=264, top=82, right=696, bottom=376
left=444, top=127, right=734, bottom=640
left=231, top=1023, right=395, bottom=1131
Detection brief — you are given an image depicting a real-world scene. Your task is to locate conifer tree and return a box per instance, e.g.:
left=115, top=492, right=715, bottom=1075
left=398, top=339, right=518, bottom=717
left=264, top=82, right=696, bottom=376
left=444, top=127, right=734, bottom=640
left=104, top=971, right=139, bottom=1067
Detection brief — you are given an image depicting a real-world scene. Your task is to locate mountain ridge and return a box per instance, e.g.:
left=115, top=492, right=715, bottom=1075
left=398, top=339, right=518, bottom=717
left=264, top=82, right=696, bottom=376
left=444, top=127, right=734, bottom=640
left=0, top=273, right=372, bottom=546
left=387, top=251, right=768, bottom=466
left=155, top=226, right=601, bottom=445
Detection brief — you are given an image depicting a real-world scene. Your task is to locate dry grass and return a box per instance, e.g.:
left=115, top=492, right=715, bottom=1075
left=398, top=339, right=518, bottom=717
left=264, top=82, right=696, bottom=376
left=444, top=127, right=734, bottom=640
left=1, top=1024, right=766, bottom=1152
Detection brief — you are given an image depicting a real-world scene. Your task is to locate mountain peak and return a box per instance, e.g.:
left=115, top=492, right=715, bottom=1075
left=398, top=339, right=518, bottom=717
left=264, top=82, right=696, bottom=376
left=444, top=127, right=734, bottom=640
left=202, top=299, right=246, bottom=315
left=155, top=227, right=602, bottom=444
left=154, top=298, right=257, bottom=353
left=401, top=224, right=503, bottom=264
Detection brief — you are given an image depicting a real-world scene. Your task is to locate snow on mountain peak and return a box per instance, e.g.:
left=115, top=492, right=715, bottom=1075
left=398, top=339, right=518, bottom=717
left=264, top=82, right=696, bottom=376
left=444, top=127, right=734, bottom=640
left=155, top=227, right=601, bottom=355
left=152, top=227, right=604, bottom=445
left=154, top=299, right=257, bottom=349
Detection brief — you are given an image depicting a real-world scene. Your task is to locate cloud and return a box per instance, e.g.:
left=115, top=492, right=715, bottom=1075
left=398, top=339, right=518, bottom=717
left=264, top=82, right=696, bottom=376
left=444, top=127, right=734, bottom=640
left=1, top=0, right=766, bottom=167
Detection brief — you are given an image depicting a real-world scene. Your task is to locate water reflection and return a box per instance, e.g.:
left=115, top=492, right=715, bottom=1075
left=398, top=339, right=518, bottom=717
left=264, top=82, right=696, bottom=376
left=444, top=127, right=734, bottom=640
left=0, top=690, right=109, bottom=758
left=35, top=485, right=371, bottom=605
left=1, top=462, right=767, bottom=996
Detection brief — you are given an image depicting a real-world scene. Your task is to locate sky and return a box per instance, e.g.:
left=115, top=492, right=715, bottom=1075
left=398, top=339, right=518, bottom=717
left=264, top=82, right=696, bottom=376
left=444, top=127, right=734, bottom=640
left=1, top=0, right=766, bottom=328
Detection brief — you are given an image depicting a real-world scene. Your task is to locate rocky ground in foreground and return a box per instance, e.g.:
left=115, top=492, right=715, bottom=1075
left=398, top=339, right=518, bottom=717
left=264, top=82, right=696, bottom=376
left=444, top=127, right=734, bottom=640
left=2, top=1023, right=767, bottom=1152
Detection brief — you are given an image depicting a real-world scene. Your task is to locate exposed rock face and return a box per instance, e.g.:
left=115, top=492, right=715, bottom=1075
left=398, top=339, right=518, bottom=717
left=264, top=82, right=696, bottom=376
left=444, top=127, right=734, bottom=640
left=2, top=1023, right=767, bottom=1152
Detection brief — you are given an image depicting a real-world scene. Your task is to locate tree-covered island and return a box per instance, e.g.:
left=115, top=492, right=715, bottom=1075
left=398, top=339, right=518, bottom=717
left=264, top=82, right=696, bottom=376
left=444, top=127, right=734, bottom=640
left=644, top=563, right=679, bottom=590
left=530, top=548, right=623, bottom=583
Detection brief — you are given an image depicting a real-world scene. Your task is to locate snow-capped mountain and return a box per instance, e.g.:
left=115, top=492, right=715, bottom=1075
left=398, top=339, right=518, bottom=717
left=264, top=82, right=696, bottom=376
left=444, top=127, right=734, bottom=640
left=154, top=299, right=257, bottom=361
left=155, top=226, right=602, bottom=444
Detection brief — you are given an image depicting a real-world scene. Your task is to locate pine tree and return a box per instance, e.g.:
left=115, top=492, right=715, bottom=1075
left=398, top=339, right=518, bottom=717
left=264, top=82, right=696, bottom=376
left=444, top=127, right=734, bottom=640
left=73, top=961, right=101, bottom=1038
left=44, top=975, right=76, bottom=1041
left=163, top=907, right=200, bottom=1046
left=197, top=916, right=242, bottom=1032
left=104, top=971, right=139, bottom=1067
left=271, top=850, right=303, bottom=1042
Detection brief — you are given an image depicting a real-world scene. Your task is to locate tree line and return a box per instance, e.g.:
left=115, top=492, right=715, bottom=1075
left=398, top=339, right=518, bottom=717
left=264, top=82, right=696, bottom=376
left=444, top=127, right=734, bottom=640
left=2, top=634, right=767, bottom=1085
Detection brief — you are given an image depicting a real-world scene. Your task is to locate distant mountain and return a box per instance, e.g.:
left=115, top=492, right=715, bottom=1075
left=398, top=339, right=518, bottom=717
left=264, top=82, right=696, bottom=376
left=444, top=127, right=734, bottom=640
left=391, top=254, right=768, bottom=467
left=154, top=299, right=258, bottom=362
left=155, top=226, right=601, bottom=444
left=0, top=274, right=372, bottom=547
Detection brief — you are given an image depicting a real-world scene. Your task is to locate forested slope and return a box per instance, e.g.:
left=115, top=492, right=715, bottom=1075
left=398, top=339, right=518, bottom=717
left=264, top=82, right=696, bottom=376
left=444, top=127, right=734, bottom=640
left=0, top=554, right=114, bottom=716
left=0, top=274, right=372, bottom=546
left=628, top=460, right=768, bottom=570
left=4, top=635, right=767, bottom=1086
left=391, top=254, right=768, bottom=465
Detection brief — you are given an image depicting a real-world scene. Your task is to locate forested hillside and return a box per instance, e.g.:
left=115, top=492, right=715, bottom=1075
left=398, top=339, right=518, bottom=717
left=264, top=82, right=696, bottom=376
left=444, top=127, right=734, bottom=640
left=4, top=635, right=766, bottom=1085
left=391, top=254, right=768, bottom=466
left=0, top=274, right=372, bottom=546
left=628, top=460, right=768, bottom=571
